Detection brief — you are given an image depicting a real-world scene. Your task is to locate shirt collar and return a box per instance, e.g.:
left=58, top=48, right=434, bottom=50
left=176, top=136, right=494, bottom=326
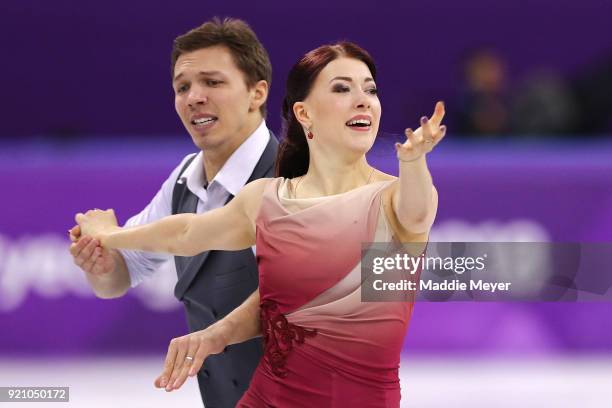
left=183, top=120, right=270, bottom=201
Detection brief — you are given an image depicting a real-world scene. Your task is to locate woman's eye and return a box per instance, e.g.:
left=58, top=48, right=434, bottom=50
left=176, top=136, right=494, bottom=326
left=206, top=79, right=222, bottom=86
left=177, top=84, right=188, bottom=93
left=332, top=84, right=350, bottom=93
left=367, top=88, right=378, bottom=95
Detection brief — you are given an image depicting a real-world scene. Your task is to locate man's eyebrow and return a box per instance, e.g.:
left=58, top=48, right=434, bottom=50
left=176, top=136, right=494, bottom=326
left=329, top=76, right=374, bottom=83
left=173, top=71, right=223, bottom=83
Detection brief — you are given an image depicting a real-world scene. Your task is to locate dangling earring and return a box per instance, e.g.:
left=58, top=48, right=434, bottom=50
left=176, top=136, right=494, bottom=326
left=307, top=128, right=314, bottom=139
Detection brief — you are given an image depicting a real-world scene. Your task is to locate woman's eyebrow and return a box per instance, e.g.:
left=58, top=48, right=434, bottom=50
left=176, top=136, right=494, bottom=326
left=329, top=76, right=374, bottom=83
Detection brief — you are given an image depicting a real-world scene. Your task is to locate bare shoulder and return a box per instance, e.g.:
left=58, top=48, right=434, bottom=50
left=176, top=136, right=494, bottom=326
left=372, top=170, right=398, bottom=198
left=371, top=169, right=397, bottom=183
left=372, top=169, right=399, bottom=207
left=239, top=178, right=273, bottom=196
left=369, top=169, right=397, bottom=205
left=233, top=177, right=275, bottom=222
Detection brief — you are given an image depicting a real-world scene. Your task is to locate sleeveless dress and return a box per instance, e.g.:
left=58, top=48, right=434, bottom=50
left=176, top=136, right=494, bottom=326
left=237, top=177, right=417, bottom=408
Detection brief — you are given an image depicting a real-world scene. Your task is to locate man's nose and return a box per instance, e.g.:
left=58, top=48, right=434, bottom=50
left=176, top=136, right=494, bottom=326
left=187, top=85, right=208, bottom=107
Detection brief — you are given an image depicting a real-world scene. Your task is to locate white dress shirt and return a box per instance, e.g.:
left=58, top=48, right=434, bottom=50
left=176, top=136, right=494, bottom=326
left=120, top=120, right=271, bottom=287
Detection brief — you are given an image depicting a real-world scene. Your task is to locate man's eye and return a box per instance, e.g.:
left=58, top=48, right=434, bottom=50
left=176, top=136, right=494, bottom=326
left=177, top=84, right=188, bottom=93
left=206, top=79, right=222, bottom=86
left=332, top=84, right=350, bottom=93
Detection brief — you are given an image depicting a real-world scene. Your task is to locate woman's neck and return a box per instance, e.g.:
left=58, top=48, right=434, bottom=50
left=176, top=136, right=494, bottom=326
left=296, top=156, right=374, bottom=197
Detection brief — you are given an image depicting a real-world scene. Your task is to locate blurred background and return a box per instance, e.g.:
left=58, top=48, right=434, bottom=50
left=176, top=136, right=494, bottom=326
left=1, top=0, right=611, bottom=406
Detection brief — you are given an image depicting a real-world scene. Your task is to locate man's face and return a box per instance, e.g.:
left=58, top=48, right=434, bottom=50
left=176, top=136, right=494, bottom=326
left=173, top=46, right=259, bottom=151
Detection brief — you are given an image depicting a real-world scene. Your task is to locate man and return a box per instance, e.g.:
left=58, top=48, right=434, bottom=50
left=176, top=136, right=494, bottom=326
left=69, top=18, right=276, bottom=408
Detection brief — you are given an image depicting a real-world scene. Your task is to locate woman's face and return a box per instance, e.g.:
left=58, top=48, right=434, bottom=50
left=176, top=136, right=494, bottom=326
left=299, top=57, right=381, bottom=158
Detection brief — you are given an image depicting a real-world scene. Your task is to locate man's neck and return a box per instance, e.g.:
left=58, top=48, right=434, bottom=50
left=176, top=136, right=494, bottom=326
left=201, top=118, right=263, bottom=183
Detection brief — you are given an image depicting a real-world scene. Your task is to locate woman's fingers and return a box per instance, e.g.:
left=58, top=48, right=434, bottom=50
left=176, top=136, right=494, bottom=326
left=434, top=125, right=447, bottom=145
left=68, top=225, right=81, bottom=242
left=430, top=101, right=445, bottom=127
left=396, top=126, right=426, bottom=157
left=405, top=127, right=418, bottom=145
left=420, top=116, right=434, bottom=143
left=397, top=103, right=446, bottom=161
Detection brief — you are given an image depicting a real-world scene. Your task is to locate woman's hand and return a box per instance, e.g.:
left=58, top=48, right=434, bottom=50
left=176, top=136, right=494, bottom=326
left=155, top=328, right=227, bottom=392
left=75, top=209, right=120, bottom=242
left=395, top=101, right=447, bottom=163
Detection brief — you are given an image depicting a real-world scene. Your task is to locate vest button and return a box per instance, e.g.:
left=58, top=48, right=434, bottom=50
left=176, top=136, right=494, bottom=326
left=232, top=379, right=239, bottom=387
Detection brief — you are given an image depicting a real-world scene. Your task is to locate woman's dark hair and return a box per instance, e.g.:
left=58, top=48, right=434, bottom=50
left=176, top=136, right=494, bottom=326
left=275, top=42, right=377, bottom=178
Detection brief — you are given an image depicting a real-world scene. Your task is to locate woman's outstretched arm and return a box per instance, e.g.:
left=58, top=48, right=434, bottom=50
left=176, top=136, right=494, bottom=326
left=76, top=178, right=270, bottom=256
left=391, top=101, right=446, bottom=235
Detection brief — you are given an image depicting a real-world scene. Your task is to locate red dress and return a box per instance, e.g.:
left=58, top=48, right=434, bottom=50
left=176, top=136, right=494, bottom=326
left=237, top=178, right=416, bottom=407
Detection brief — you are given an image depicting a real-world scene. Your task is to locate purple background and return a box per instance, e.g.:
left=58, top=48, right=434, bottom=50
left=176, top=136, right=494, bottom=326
left=3, top=0, right=611, bottom=137
left=1, top=139, right=611, bottom=356
left=1, top=1, right=612, bottom=357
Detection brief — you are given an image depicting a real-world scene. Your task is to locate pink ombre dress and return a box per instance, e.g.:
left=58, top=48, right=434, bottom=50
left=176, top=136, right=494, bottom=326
left=237, top=178, right=416, bottom=408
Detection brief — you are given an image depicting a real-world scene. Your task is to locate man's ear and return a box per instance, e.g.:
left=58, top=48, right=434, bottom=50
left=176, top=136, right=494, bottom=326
left=249, top=80, right=269, bottom=113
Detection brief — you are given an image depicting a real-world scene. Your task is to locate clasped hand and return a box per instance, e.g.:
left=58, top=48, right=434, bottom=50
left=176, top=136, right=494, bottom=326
left=73, top=208, right=120, bottom=242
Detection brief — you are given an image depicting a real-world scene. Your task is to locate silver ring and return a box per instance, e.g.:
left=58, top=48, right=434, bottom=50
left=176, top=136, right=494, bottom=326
left=185, top=356, right=194, bottom=361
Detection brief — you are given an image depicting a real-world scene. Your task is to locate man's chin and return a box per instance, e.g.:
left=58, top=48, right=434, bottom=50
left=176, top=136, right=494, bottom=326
left=190, top=133, right=224, bottom=151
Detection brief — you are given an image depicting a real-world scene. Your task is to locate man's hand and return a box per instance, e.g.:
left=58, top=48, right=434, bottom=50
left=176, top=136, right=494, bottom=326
left=69, top=225, right=117, bottom=276
left=155, top=328, right=227, bottom=392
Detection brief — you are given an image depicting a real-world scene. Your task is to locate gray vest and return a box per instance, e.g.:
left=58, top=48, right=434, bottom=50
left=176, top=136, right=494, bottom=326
left=171, top=134, right=278, bottom=408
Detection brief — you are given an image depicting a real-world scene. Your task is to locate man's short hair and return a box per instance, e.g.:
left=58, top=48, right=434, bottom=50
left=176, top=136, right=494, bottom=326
left=171, top=17, right=272, bottom=116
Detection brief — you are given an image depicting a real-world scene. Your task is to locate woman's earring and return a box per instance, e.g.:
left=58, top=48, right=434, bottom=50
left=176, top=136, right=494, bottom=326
left=307, top=129, right=314, bottom=139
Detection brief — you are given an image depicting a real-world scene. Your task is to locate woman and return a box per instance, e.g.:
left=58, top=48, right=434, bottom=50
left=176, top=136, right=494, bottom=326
left=76, top=41, right=446, bottom=407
